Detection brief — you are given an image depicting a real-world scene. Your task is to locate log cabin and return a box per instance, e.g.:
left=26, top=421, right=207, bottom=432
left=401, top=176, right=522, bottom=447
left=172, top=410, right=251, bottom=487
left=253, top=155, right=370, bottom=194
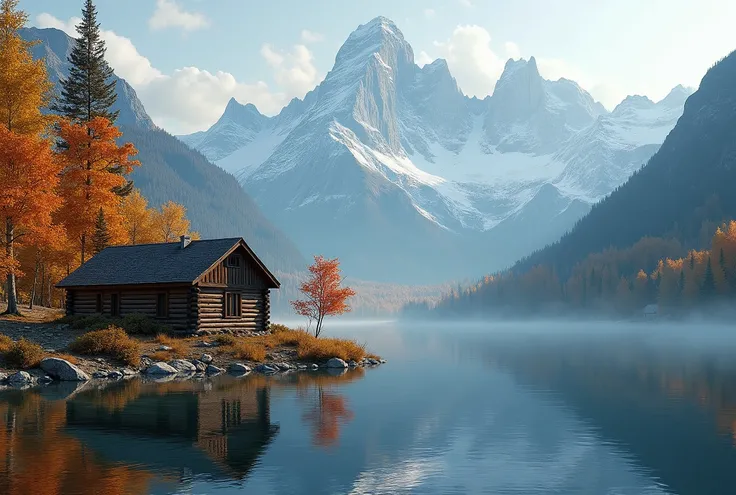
left=56, top=236, right=280, bottom=333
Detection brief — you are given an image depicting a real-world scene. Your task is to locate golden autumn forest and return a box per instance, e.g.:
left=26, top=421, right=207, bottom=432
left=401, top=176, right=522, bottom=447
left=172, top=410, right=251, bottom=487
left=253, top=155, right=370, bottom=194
left=0, top=0, right=197, bottom=314
left=431, top=221, right=736, bottom=317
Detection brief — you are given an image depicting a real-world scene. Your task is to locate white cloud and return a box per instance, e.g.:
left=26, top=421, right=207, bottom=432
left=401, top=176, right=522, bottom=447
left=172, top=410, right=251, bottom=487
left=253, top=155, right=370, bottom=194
left=260, top=43, right=320, bottom=98
left=36, top=12, right=78, bottom=36
left=424, top=9, right=436, bottom=18
left=504, top=41, right=521, bottom=60
left=458, top=0, right=474, bottom=7
left=36, top=13, right=320, bottom=134
left=149, top=0, right=210, bottom=32
left=416, top=51, right=434, bottom=67
left=432, top=25, right=506, bottom=97
left=300, top=29, right=324, bottom=43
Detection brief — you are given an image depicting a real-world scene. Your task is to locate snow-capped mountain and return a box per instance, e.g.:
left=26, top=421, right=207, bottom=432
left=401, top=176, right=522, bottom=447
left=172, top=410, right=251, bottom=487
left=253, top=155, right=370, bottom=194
left=180, top=17, right=691, bottom=283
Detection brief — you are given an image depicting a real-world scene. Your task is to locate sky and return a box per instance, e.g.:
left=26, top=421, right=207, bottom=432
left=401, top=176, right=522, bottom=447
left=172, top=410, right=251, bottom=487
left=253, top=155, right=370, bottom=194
left=22, top=0, right=736, bottom=135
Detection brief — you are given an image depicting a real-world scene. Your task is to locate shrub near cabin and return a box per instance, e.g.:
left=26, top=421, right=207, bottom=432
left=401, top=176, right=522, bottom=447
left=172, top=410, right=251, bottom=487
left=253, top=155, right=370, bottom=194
left=56, top=237, right=280, bottom=333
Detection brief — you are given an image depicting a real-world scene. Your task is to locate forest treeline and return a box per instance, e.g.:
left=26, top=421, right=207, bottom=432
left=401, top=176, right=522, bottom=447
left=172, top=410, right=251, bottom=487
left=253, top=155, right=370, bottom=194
left=0, top=0, right=197, bottom=312
left=413, top=221, right=736, bottom=318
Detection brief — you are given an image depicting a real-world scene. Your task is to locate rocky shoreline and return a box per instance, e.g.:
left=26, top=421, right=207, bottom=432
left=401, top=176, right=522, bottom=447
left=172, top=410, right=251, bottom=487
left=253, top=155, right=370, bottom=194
left=0, top=348, right=386, bottom=390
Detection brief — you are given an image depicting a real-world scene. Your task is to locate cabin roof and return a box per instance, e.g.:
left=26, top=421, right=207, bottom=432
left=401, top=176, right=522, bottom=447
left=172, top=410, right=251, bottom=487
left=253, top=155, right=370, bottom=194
left=57, top=237, right=280, bottom=289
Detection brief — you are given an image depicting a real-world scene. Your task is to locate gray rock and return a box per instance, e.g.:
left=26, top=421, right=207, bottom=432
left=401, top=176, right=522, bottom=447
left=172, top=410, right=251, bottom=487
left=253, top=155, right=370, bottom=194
left=0, top=372, right=7, bottom=383
left=108, top=371, right=124, bottom=380
left=200, top=353, right=213, bottom=364
left=145, top=362, right=178, bottom=375
left=206, top=364, right=224, bottom=375
left=369, top=358, right=380, bottom=365
left=168, top=359, right=197, bottom=373
left=256, top=364, right=278, bottom=373
left=157, top=345, right=173, bottom=352
left=326, top=358, right=348, bottom=369
left=8, top=371, right=33, bottom=386
left=120, top=368, right=137, bottom=376
left=380, top=359, right=387, bottom=364
left=276, top=362, right=291, bottom=371
left=310, top=363, right=319, bottom=370
left=297, top=364, right=307, bottom=370
left=40, top=358, right=90, bottom=381
left=38, top=375, right=54, bottom=384
left=196, top=341, right=214, bottom=348
left=348, top=360, right=358, bottom=367
left=92, top=371, right=109, bottom=379
left=192, top=360, right=207, bottom=372
left=228, top=363, right=251, bottom=374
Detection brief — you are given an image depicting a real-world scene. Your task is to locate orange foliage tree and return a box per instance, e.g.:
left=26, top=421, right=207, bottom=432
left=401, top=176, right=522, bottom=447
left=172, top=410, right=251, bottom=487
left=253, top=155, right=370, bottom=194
left=0, top=128, right=62, bottom=314
left=56, top=117, right=139, bottom=265
left=291, top=256, right=356, bottom=337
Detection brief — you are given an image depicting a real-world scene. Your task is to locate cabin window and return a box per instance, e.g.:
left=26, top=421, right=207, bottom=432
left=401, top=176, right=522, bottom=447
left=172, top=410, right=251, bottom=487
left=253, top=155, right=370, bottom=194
left=227, top=255, right=241, bottom=268
left=224, top=292, right=242, bottom=317
left=95, top=293, right=103, bottom=314
left=110, top=293, right=120, bottom=317
left=156, top=293, right=168, bottom=318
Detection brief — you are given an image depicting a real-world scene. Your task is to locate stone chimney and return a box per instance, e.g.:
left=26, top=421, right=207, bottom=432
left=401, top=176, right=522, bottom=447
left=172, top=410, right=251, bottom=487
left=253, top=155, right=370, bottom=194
left=180, top=235, right=192, bottom=249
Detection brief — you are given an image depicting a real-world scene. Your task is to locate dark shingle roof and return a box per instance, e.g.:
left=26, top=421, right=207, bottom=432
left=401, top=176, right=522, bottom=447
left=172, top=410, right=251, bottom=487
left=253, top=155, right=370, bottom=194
left=57, top=238, right=279, bottom=288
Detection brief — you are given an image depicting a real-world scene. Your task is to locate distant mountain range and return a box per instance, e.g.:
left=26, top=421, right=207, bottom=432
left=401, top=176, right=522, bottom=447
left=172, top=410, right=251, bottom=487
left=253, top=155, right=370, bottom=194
left=21, top=27, right=306, bottom=273
left=516, top=47, right=736, bottom=277
left=179, top=17, right=692, bottom=283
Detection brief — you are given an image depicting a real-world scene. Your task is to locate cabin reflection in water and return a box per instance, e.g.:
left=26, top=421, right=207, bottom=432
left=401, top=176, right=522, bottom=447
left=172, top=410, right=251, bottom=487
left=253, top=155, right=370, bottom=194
left=65, top=379, right=280, bottom=481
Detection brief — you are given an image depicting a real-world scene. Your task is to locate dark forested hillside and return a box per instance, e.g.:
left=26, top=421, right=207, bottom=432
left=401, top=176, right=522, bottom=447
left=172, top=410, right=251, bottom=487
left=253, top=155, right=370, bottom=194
left=514, top=50, right=736, bottom=278
left=122, top=126, right=306, bottom=272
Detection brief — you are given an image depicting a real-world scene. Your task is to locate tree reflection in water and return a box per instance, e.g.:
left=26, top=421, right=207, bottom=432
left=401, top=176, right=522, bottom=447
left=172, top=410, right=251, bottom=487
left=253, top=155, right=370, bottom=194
left=0, top=367, right=365, bottom=494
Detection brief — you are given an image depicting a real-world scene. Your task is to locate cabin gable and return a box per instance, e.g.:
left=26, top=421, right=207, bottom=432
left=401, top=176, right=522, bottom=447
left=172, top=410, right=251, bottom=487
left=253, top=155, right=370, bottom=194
left=197, top=245, right=270, bottom=289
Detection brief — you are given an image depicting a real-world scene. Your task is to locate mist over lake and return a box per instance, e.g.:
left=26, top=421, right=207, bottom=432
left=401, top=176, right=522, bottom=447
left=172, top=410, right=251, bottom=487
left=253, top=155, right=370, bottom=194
left=3, top=320, right=736, bottom=494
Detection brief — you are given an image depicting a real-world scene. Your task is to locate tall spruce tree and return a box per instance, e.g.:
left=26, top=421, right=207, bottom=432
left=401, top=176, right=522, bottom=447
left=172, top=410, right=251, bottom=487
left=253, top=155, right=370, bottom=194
left=701, top=256, right=716, bottom=300
left=54, top=0, right=117, bottom=123
left=91, top=207, right=110, bottom=254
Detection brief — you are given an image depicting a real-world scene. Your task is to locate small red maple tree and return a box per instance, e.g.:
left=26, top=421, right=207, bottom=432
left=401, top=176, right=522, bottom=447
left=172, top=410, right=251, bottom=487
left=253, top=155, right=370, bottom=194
left=291, top=256, right=356, bottom=337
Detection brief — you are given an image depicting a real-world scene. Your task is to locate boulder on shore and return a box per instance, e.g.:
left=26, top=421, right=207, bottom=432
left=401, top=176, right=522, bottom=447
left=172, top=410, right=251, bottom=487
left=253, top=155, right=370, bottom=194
left=206, top=364, right=224, bottom=375
left=8, top=371, right=33, bottom=387
left=326, top=358, right=348, bottom=369
left=168, top=359, right=197, bottom=373
left=145, top=362, right=178, bottom=375
left=40, top=358, right=90, bottom=382
left=200, top=353, right=214, bottom=364
left=228, top=363, right=251, bottom=374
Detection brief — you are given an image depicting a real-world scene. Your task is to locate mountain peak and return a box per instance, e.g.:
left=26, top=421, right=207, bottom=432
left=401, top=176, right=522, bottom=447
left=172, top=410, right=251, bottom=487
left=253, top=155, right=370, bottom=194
left=660, top=84, right=693, bottom=107
left=496, top=57, right=542, bottom=92
left=222, top=97, right=264, bottom=122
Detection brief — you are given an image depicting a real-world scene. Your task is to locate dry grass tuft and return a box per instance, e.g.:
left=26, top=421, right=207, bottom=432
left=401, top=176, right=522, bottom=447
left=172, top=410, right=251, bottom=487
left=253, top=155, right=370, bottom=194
left=232, top=342, right=267, bottom=362
left=154, top=334, right=186, bottom=357
left=69, top=325, right=141, bottom=367
left=148, top=350, right=173, bottom=362
left=297, top=337, right=367, bottom=362
left=0, top=334, right=13, bottom=353
left=213, top=334, right=237, bottom=347
left=4, top=338, right=47, bottom=369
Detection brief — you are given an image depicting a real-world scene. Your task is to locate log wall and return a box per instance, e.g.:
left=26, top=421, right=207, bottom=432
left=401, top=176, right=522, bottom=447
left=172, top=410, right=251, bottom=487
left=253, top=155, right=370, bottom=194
left=193, top=286, right=270, bottom=332
left=67, top=286, right=193, bottom=332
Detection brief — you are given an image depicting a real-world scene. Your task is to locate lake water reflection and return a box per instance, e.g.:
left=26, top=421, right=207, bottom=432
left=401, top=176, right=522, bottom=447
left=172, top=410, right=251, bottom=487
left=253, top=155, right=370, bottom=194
left=2, top=321, right=736, bottom=494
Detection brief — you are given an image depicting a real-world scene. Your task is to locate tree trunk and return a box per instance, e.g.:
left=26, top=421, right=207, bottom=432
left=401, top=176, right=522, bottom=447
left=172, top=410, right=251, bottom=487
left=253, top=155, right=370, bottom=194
left=80, top=232, right=86, bottom=265
left=28, top=255, right=39, bottom=310
left=40, top=262, right=46, bottom=307
left=4, top=218, right=19, bottom=315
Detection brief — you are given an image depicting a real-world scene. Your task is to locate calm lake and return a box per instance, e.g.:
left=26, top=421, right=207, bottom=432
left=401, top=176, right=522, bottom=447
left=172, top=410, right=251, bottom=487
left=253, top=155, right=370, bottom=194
left=2, top=320, right=736, bottom=494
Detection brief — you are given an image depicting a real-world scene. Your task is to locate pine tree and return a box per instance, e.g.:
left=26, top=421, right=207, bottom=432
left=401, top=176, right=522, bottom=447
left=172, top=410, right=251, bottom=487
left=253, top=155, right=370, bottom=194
left=54, top=0, right=117, bottom=123
left=91, top=207, right=110, bottom=254
left=701, top=256, right=716, bottom=300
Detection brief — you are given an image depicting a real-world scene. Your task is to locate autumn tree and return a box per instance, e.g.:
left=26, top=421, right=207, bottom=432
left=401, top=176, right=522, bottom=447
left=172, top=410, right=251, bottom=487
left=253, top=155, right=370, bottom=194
left=0, top=0, right=59, bottom=314
left=120, top=189, right=154, bottom=244
left=291, top=256, right=356, bottom=337
left=151, top=201, right=199, bottom=243
left=0, top=128, right=62, bottom=314
left=57, top=117, right=139, bottom=265
left=91, top=207, right=111, bottom=254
